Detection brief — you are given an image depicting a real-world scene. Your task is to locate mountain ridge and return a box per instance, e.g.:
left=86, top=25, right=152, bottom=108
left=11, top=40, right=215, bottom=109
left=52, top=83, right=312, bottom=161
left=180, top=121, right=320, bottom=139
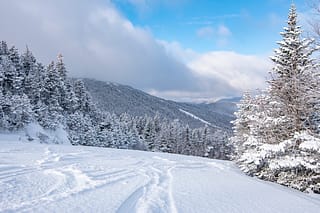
left=81, top=78, right=237, bottom=130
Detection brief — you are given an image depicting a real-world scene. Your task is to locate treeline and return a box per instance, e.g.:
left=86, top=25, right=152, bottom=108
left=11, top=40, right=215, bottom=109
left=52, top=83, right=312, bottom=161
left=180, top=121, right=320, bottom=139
left=0, top=41, right=232, bottom=159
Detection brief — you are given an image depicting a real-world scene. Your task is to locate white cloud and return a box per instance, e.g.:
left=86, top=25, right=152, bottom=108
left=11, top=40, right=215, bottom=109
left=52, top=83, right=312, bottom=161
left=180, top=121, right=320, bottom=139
left=196, top=24, right=232, bottom=46
left=196, top=25, right=231, bottom=38
left=197, top=26, right=215, bottom=38
left=156, top=41, right=270, bottom=101
left=157, top=40, right=198, bottom=63
left=188, top=51, right=272, bottom=92
left=217, top=25, right=232, bottom=37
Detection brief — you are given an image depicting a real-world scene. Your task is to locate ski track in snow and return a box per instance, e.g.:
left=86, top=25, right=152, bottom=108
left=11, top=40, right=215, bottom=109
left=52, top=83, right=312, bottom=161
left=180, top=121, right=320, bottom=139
left=2, top=154, right=140, bottom=212
left=0, top=145, right=180, bottom=212
left=117, top=156, right=178, bottom=213
left=0, top=142, right=320, bottom=213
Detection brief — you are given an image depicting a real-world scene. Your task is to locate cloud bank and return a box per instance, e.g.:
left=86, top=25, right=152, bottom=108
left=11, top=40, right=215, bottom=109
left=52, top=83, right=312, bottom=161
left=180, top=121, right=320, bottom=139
left=0, top=0, right=271, bottom=102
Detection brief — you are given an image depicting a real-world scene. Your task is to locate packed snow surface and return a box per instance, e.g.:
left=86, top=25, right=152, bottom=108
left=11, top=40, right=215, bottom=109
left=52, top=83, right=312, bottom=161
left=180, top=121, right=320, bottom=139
left=0, top=141, right=319, bottom=213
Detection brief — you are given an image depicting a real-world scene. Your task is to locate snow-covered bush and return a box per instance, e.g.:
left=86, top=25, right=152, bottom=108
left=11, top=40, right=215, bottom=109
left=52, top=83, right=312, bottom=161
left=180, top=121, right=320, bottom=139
left=238, top=132, right=320, bottom=193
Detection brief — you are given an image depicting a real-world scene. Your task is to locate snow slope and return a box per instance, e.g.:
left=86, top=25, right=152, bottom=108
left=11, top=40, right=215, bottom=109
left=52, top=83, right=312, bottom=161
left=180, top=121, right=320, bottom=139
left=0, top=141, right=319, bottom=213
left=179, top=109, right=212, bottom=126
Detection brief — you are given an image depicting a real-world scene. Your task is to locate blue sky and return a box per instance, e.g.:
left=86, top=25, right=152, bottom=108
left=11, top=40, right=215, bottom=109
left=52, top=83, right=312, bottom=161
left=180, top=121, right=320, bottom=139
left=0, top=0, right=313, bottom=102
left=112, top=0, right=308, bottom=54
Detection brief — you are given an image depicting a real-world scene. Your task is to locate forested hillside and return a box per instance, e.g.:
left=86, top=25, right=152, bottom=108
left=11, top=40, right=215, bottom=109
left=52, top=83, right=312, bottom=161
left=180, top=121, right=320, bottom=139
left=81, top=78, right=236, bottom=130
left=0, top=41, right=232, bottom=159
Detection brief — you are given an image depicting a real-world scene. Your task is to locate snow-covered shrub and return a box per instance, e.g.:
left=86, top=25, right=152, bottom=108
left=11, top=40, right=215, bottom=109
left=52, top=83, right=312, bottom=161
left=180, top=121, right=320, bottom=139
left=238, top=132, right=320, bottom=193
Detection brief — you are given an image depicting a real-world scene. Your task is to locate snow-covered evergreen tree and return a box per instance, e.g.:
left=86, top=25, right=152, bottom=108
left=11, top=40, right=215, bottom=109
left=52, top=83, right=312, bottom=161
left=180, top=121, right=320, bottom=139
left=55, top=54, right=69, bottom=112
left=21, top=47, right=37, bottom=98
left=41, top=62, right=63, bottom=129
left=7, top=94, right=33, bottom=130
left=56, top=54, right=67, bottom=81
left=1, top=53, right=17, bottom=95
left=232, top=4, right=320, bottom=193
left=143, top=117, right=157, bottom=151
left=0, top=90, right=10, bottom=129
left=74, top=79, right=95, bottom=114
left=269, top=4, right=320, bottom=136
left=0, top=41, right=9, bottom=56
left=8, top=46, right=24, bottom=95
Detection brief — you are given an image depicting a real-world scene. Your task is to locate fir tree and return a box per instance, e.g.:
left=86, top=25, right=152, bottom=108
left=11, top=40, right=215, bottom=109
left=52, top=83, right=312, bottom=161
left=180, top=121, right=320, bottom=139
left=21, top=47, right=37, bottom=97
left=41, top=62, right=63, bottom=129
left=269, top=4, right=320, bottom=136
left=231, top=92, right=253, bottom=155
left=0, top=41, right=9, bottom=56
left=74, top=79, right=94, bottom=114
left=143, top=117, right=156, bottom=151
left=1, top=54, right=16, bottom=95
left=8, top=94, right=33, bottom=130
left=8, top=46, right=23, bottom=95
left=56, top=54, right=67, bottom=81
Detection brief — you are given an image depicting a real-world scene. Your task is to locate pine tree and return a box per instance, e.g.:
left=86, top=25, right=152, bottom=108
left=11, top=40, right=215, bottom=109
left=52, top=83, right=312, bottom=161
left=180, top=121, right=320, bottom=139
left=269, top=4, right=320, bottom=136
left=8, top=46, right=24, bottom=95
left=55, top=54, right=69, bottom=111
left=181, top=125, right=192, bottom=155
left=56, top=54, right=67, bottom=81
left=1, top=54, right=16, bottom=95
left=0, top=60, right=5, bottom=91
left=157, top=122, right=171, bottom=153
left=0, top=90, right=10, bottom=129
left=21, top=46, right=36, bottom=76
left=21, top=47, right=37, bottom=98
left=7, top=94, right=33, bottom=130
left=143, top=117, right=156, bottom=151
left=29, top=63, right=45, bottom=105
left=66, top=111, right=98, bottom=146
left=41, top=62, right=63, bottom=129
left=0, top=41, right=9, bottom=56
left=73, top=79, right=94, bottom=113
left=96, top=113, right=113, bottom=147
left=63, top=80, right=79, bottom=113
left=231, top=92, right=256, bottom=159
left=8, top=46, right=21, bottom=73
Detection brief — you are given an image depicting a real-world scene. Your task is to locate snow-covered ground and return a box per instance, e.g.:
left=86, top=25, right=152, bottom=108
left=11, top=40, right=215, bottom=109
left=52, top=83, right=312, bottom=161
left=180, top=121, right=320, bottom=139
left=0, top=140, right=319, bottom=213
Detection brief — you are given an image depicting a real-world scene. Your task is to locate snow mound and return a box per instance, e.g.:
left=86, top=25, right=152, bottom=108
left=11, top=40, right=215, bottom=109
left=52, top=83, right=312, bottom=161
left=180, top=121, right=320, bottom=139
left=0, top=123, right=71, bottom=145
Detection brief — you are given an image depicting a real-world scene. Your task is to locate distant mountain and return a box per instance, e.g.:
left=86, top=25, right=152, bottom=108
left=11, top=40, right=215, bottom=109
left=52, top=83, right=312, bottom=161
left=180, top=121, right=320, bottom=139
left=81, top=78, right=238, bottom=130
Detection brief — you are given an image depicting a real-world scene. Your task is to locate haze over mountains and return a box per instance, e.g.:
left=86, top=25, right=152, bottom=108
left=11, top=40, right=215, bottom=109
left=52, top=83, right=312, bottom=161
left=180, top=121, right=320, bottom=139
left=81, top=78, right=238, bottom=130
